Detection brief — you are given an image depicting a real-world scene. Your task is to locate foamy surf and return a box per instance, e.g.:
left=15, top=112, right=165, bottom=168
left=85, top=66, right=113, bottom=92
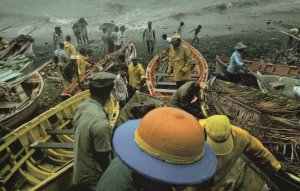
left=44, top=15, right=75, bottom=25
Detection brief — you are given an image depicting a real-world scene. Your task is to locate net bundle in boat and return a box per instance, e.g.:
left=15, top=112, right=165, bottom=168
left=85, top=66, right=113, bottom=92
left=203, top=78, right=300, bottom=175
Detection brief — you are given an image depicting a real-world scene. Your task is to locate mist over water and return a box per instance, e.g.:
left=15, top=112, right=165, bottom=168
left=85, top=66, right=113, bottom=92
left=0, top=0, right=299, bottom=43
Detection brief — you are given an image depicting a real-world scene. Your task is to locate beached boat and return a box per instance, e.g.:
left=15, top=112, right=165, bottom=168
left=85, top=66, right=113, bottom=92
left=201, top=77, right=300, bottom=176
left=256, top=72, right=300, bottom=99
left=0, top=72, right=44, bottom=134
left=0, top=54, right=34, bottom=83
left=60, top=42, right=137, bottom=98
left=216, top=55, right=300, bottom=77
left=117, top=92, right=169, bottom=126
left=0, top=90, right=119, bottom=191
left=146, top=41, right=209, bottom=100
left=0, top=35, right=33, bottom=61
left=117, top=91, right=299, bottom=191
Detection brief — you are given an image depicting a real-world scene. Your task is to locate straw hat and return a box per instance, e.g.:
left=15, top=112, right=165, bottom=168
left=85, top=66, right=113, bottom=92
left=113, top=107, right=217, bottom=185
left=201, top=115, right=233, bottom=156
left=234, top=42, right=247, bottom=50
left=171, top=33, right=181, bottom=41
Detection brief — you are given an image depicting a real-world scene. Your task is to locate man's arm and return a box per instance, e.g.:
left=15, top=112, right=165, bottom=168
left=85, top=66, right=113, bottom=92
left=142, top=30, right=145, bottom=43
left=153, top=30, right=156, bottom=41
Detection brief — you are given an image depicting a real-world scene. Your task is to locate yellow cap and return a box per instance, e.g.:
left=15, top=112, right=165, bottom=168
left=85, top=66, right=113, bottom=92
left=171, top=33, right=181, bottom=41
left=202, top=115, right=233, bottom=156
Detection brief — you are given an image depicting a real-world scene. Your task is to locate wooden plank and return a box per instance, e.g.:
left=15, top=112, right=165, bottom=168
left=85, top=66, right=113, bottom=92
left=0, top=102, right=22, bottom=109
left=30, top=142, right=74, bottom=149
left=155, top=82, right=176, bottom=86
left=156, top=73, right=200, bottom=78
left=46, top=129, right=74, bottom=135
left=154, top=88, right=177, bottom=93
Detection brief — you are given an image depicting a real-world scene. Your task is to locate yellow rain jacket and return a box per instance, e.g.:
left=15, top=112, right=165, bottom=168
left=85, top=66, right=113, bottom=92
left=128, top=63, right=146, bottom=89
left=76, top=53, right=86, bottom=77
left=199, top=120, right=281, bottom=191
left=167, top=35, right=192, bottom=82
left=64, top=41, right=77, bottom=61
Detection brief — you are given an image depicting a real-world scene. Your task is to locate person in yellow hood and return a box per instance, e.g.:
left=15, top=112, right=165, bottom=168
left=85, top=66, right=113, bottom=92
left=64, top=35, right=77, bottom=62
left=128, top=57, right=146, bottom=95
left=167, top=33, right=192, bottom=88
left=199, top=115, right=283, bottom=191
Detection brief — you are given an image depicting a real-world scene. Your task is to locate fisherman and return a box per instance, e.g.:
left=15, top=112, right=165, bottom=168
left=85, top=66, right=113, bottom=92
left=170, top=81, right=203, bottom=118
left=62, top=55, right=77, bottom=86
left=76, top=47, right=88, bottom=79
left=54, top=42, right=67, bottom=69
left=199, top=115, right=284, bottom=191
left=101, top=28, right=109, bottom=56
left=167, top=33, right=192, bottom=88
left=78, top=18, right=89, bottom=45
left=64, top=35, right=77, bottom=62
left=72, top=21, right=82, bottom=46
left=162, top=33, right=171, bottom=44
left=0, top=37, right=9, bottom=51
left=119, top=25, right=126, bottom=46
left=96, top=107, right=217, bottom=191
left=226, top=42, right=248, bottom=83
left=113, top=64, right=129, bottom=107
left=190, top=25, right=202, bottom=46
left=143, top=21, right=156, bottom=56
left=53, top=26, right=64, bottom=50
left=111, top=26, right=121, bottom=50
left=288, top=27, right=300, bottom=48
left=73, top=72, right=116, bottom=190
left=128, top=57, right=146, bottom=96
left=177, top=21, right=185, bottom=36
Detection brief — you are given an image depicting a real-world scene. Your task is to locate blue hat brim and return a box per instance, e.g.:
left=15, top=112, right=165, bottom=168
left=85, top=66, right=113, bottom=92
left=113, top=119, right=217, bottom=185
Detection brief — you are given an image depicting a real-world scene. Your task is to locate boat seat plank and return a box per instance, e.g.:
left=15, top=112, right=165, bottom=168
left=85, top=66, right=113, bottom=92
left=154, top=88, right=177, bottom=93
left=46, top=129, right=74, bottom=135
left=155, top=82, right=177, bottom=86
left=0, top=102, right=22, bottom=109
left=156, top=73, right=200, bottom=78
left=30, top=142, right=74, bottom=149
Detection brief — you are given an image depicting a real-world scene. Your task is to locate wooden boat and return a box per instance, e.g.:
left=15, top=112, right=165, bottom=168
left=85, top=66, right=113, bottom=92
left=0, top=90, right=119, bottom=191
left=60, top=41, right=137, bottom=98
left=0, top=54, right=34, bottom=83
left=117, top=91, right=300, bottom=190
left=216, top=55, right=300, bottom=77
left=0, top=72, right=44, bottom=134
left=146, top=41, right=209, bottom=100
left=201, top=77, right=300, bottom=176
left=0, top=35, right=33, bottom=61
left=256, top=72, right=300, bottom=99
left=117, top=92, right=169, bottom=126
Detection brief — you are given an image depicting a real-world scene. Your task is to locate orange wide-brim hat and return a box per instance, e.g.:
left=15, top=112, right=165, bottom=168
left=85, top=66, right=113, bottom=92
left=113, top=107, right=217, bottom=185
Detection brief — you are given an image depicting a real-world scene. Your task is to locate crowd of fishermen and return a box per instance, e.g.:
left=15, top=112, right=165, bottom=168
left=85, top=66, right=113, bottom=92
left=45, top=19, right=300, bottom=191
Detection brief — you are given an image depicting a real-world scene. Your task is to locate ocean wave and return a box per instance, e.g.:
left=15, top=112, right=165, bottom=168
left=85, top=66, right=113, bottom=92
left=44, top=15, right=75, bottom=25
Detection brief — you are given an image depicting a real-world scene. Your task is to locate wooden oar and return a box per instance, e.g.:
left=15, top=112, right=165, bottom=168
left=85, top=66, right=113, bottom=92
left=0, top=26, right=12, bottom=33
left=279, top=29, right=300, bottom=41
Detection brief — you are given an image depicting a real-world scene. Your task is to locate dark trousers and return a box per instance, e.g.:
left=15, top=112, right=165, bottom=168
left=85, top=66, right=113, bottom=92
left=227, top=72, right=241, bottom=83
left=146, top=40, right=154, bottom=55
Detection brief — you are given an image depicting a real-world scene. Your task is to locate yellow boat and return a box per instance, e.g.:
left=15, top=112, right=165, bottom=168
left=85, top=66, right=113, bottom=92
left=146, top=41, right=208, bottom=101
left=0, top=90, right=119, bottom=191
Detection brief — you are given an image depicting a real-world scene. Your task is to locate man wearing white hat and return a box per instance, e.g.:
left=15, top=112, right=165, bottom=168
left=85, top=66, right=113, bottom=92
left=227, top=42, right=248, bottom=83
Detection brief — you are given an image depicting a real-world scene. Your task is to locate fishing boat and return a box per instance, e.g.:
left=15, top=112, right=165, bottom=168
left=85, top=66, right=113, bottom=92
left=146, top=41, right=209, bottom=100
left=201, top=77, right=300, bottom=177
left=60, top=41, right=137, bottom=98
left=117, top=91, right=300, bottom=191
left=117, top=91, right=169, bottom=126
left=0, top=54, right=34, bottom=83
left=0, top=35, right=33, bottom=61
left=256, top=72, right=300, bottom=99
left=215, top=55, right=300, bottom=78
left=0, top=90, right=119, bottom=191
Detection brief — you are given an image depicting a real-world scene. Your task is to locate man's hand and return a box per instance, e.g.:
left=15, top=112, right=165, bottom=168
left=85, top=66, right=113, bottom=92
left=141, top=78, right=147, bottom=84
left=178, top=70, right=185, bottom=75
